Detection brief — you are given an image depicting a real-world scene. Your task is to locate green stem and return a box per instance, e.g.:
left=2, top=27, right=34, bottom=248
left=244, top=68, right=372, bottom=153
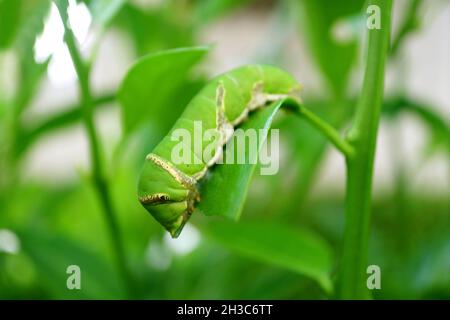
left=298, top=105, right=354, bottom=157
left=55, top=1, right=133, bottom=296
left=338, top=0, right=392, bottom=299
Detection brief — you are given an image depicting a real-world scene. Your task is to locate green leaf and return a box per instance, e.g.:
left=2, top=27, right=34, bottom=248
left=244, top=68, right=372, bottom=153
left=200, top=219, right=334, bottom=294
left=118, top=46, right=210, bottom=134
left=197, top=99, right=287, bottom=220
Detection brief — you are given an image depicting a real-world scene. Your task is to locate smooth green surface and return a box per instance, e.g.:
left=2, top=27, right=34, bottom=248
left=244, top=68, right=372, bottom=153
left=201, top=220, right=333, bottom=293
left=339, top=0, right=393, bottom=299
left=119, top=46, right=210, bottom=134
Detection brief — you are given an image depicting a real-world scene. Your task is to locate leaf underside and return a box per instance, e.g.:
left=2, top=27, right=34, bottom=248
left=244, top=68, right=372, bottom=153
left=200, top=220, right=333, bottom=293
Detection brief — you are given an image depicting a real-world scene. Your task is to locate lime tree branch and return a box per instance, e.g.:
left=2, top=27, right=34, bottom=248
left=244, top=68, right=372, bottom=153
left=296, top=105, right=354, bottom=157
left=54, top=1, right=132, bottom=295
left=338, top=0, right=393, bottom=299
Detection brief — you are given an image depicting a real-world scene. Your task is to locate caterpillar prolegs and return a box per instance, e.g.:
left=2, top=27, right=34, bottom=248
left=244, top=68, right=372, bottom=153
left=138, top=65, right=301, bottom=237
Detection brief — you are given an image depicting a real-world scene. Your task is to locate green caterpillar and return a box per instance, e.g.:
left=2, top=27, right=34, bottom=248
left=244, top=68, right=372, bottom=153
left=138, top=65, right=301, bottom=237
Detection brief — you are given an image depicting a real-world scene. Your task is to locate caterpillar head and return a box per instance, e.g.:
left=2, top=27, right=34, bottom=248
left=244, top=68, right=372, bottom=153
left=138, top=153, right=199, bottom=238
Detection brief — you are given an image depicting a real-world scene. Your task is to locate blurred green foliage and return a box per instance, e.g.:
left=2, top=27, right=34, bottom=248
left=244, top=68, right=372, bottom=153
left=119, top=46, right=209, bottom=134
left=0, top=0, right=449, bottom=300
left=294, top=0, right=365, bottom=98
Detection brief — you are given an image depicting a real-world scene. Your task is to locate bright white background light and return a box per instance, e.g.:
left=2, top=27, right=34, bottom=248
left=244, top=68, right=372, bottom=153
left=164, top=224, right=201, bottom=256
left=34, top=1, right=92, bottom=85
left=145, top=225, right=201, bottom=271
left=0, top=229, right=21, bottom=254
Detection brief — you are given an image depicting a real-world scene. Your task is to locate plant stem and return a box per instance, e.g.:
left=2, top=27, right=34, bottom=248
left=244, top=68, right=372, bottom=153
left=55, top=2, right=133, bottom=296
left=298, top=105, right=354, bottom=157
left=338, top=0, right=392, bottom=299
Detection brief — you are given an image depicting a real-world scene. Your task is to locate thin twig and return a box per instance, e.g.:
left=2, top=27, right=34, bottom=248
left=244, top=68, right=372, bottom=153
left=55, top=1, right=133, bottom=296
left=297, top=106, right=354, bottom=157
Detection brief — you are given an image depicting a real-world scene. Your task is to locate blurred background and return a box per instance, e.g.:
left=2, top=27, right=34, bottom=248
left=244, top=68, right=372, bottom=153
left=0, top=0, right=449, bottom=299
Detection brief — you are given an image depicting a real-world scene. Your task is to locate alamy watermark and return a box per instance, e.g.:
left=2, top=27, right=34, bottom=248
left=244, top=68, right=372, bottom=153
left=367, top=4, right=381, bottom=30
left=170, top=121, right=280, bottom=176
left=367, top=264, right=381, bottom=290
left=66, top=265, right=81, bottom=290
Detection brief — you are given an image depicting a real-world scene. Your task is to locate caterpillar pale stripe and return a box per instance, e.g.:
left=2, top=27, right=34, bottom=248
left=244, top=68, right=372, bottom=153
left=138, top=65, right=301, bottom=237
